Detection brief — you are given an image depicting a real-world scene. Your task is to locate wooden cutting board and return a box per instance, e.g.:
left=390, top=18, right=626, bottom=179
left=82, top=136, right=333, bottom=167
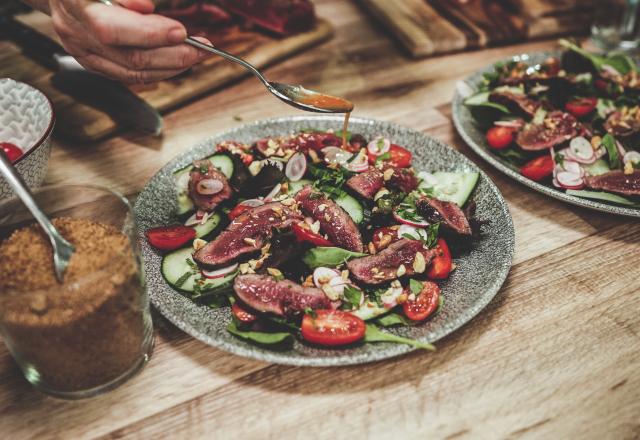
left=1, top=11, right=333, bottom=142
left=357, top=0, right=599, bottom=58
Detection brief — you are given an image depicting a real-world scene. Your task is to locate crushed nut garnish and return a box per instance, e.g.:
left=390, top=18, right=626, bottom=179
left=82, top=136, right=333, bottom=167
left=624, top=161, right=634, bottom=174
left=413, top=252, right=426, bottom=273
left=368, top=242, right=377, bottom=254
left=317, top=204, right=327, bottom=212
left=267, top=267, right=283, bottom=277
left=383, top=169, right=394, bottom=181
left=243, top=237, right=257, bottom=246
left=302, top=275, right=314, bottom=287
left=192, top=238, right=207, bottom=251
left=308, top=149, right=320, bottom=163
left=280, top=198, right=296, bottom=206
left=396, top=264, right=406, bottom=277
left=590, top=135, right=602, bottom=150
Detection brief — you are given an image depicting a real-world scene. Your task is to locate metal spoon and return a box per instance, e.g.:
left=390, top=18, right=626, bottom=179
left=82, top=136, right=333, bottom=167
left=0, top=153, right=75, bottom=282
left=96, top=0, right=354, bottom=113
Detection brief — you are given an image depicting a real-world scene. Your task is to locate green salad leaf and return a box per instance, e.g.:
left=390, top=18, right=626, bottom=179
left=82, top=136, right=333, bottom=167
left=364, top=324, right=435, bottom=351
left=342, top=285, right=363, bottom=310
left=227, top=320, right=294, bottom=345
left=602, top=134, right=621, bottom=169
left=559, top=39, right=637, bottom=75
left=375, top=312, right=414, bottom=327
left=302, top=247, right=367, bottom=269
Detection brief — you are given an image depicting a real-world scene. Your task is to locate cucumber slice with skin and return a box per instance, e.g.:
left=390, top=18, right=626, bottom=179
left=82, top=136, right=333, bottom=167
left=173, top=154, right=235, bottom=215
left=192, top=213, right=222, bottom=239
left=161, top=247, right=237, bottom=293
left=419, top=171, right=479, bottom=207
left=350, top=300, right=390, bottom=321
left=287, top=179, right=364, bottom=224
left=287, top=179, right=312, bottom=195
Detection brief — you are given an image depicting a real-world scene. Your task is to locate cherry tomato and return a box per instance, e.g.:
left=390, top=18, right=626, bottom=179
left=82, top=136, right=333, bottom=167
left=486, top=126, right=515, bottom=150
left=367, top=144, right=412, bottom=168
left=232, top=302, right=257, bottom=324
left=520, top=155, right=554, bottom=182
left=426, top=238, right=452, bottom=280
left=0, top=142, right=23, bottom=162
left=565, top=97, right=597, bottom=118
left=402, top=281, right=441, bottom=321
left=228, top=204, right=252, bottom=221
left=371, top=226, right=400, bottom=251
left=146, top=225, right=196, bottom=250
left=291, top=221, right=333, bottom=247
left=301, top=310, right=366, bottom=346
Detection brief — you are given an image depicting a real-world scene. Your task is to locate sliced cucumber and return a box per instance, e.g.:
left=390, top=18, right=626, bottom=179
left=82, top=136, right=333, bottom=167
left=192, top=213, right=222, bottom=239
left=172, top=154, right=235, bottom=215
left=335, top=193, right=364, bottom=224
left=287, top=179, right=312, bottom=195
left=418, top=171, right=479, bottom=207
left=350, top=300, right=390, bottom=321
left=584, top=159, right=610, bottom=176
left=565, top=189, right=639, bottom=207
left=161, top=247, right=237, bottom=293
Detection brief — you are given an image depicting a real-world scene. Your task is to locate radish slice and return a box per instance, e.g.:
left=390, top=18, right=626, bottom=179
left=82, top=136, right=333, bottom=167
left=397, top=224, right=427, bottom=240
left=393, top=209, right=429, bottom=227
left=313, top=267, right=341, bottom=288
left=556, top=171, right=585, bottom=189
left=624, top=151, right=640, bottom=165
left=328, top=277, right=349, bottom=296
left=380, top=286, right=404, bottom=308
left=185, top=211, right=209, bottom=227
left=201, top=263, right=239, bottom=279
left=345, top=149, right=369, bottom=172
left=264, top=183, right=282, bottom=202
left=568, top=136, right=596, bottom=163
left=367, top=137, right=391, bottom=156
left=495, top=119, right=524, bottom=129
left=196, top=179, right=223, bottom=195
left=285, top=152, right=306, bottom=182
left=239, top=198, right=264, bottom=207
left=562, top=160, right=583, bottom=175
left=322, top=146, right=352, bottom=165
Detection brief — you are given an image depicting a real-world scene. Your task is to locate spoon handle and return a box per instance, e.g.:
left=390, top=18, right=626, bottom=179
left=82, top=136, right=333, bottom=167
left=0, top=153, right=68, bottom=251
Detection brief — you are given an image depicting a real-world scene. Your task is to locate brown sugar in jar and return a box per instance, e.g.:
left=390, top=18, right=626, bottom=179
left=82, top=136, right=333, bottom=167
left=0, top=217, right=153, bottom=396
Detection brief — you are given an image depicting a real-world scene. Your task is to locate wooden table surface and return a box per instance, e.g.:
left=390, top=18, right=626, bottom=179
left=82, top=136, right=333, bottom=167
left=1, top=1, right=639, bottom=439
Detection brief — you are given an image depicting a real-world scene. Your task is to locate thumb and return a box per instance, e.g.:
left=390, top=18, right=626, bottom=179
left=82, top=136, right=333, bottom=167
left=116, top=0, right=155, bottom=14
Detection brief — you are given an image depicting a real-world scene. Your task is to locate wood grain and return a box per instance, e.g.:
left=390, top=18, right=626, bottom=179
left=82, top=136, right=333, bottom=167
left=4, top=11, right=333, bottom=142
left=0, top=1, right=638, bottom=439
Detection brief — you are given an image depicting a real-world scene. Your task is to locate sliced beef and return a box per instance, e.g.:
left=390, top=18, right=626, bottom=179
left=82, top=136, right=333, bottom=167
left=416, top=196, right=472, bottom=236
left=585, top=170, right=640, bottom=196
left=346, top=168, right=384, bottom=199
left=604, top=111, right=640, bottom=139
left=188, top=159, right=233, bottom=211
left=216, top=0, right=315, bottom=36
left=383, top=165, right=419, bottom=194
left=489, top=91, right=541, bottom=118
left=347, top=239, right=437, bottom=285
left=234, top=274, right=330, bottom=317
left=295, top=186, right=364, bottom=252
left=516, top=111, right=579, bottom=151
left=194, top=202, right=302, bottom=268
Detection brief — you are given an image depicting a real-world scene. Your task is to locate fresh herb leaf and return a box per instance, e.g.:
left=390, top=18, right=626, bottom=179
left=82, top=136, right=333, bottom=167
left=364, top=324, right=435, bottom=351
left=423, top=222, right=440, bottom=248
left=343, top=285, right=363, bottom=310
left=602, top=134, right=620, bottom=169
left=376, top=312, right=414, bottom=327
left=186, top=257, right=199, bottom=271
left=494, top=148, right=530, bottom=167
left=559, top=39, right=637, bottom=75
left=554, top=153, right=565, bottom=167
left=375, top=152, right=391, bottom=164
left=174, top=271, right=192, bottom=288
left=302, top=247, right=367, bottom=269
left=303, top=307, right=317, bottom=318
left=308, top=164, right=352, bottom=200
left=227, top=320, right=294, bottom=345
left=409, top=279, right=423, bottom=295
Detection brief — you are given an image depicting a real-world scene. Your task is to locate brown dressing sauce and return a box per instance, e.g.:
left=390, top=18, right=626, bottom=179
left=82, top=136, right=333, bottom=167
left=342, top=111, right=351, bottom=149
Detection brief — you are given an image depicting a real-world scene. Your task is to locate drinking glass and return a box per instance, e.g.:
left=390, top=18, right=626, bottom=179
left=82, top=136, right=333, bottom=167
left=0, top=184, right=153, bottom=399
left=591, top=0, right=640, bottom=51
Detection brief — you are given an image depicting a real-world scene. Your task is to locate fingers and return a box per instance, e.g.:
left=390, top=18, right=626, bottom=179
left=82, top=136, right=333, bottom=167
left=76, top=54, right=189, bottom=84
left=117, top=0, right=155, bottom=14
left=83, top=3, right=186, bottom=47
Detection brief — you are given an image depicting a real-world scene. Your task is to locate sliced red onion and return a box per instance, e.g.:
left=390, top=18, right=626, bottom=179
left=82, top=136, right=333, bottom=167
left=196, top=178, right=224, bottom=195
left=569, top=136, right=595, bottom=163
left=624, top=151, right=640, bottom=165
left=264, top=183, right=282, bottom=202
left=313, top=267, right=341, bottom=288
left=239, top=198, right=265, bottom=207
left=494, top=119, right=524, bottom=129
left=184, top=213, right=200, bottom=227
left=398, top=224, right=427, bottom=240
left=381, top=286, right=404, bottom=308
left=556, top=171, right=585, bottom=189
left=366, top=137, right=391, bottom=156
left=345, top=149, right=369, bottom=172
left=285, top=152, right=306, bottom=182
left=321, top=146, right=352, bottom=165
left=393, top=209, right=429, bottom=227
left=201, top=263, right=239, bottom=279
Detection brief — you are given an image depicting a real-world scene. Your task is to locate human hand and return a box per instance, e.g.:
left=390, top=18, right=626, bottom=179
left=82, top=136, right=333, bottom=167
left=47, top=0, right=210, bottom=83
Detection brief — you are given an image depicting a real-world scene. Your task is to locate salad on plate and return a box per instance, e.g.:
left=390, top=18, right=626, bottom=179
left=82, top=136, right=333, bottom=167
left=463, top=39, right=640, bottom=207
left=145, top=129, right=481, bottom=350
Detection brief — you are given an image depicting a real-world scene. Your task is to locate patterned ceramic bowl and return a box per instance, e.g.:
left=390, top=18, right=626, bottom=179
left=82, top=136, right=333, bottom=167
left=0, top=78, right=54, bottom=201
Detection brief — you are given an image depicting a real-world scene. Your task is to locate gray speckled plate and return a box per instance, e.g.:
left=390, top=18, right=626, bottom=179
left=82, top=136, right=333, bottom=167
left=452, top=51, right=640, bottom=218
left=134, top=116, right=514, bottom=366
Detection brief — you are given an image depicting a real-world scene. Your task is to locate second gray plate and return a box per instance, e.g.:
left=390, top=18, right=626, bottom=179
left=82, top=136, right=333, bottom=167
left=134, top=116, right=514, bottom=366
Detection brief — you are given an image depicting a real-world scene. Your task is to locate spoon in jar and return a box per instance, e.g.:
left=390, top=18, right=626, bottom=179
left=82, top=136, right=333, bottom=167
left=0, top=152, right=75, bottom=282
left=96, top=0, right=354, bottom=113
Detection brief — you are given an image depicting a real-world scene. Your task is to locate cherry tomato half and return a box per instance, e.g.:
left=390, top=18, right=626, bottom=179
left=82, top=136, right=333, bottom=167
left=565, top=97, right=597, bottom=118
left=291, top=221, right=333, bottom=247
left=520, top=155, right=554, bottom=182
left=402, top=281, right=441, bottom=322
left=232, top=302, right=257, bottom=324
left=301, top=310, right=366, bottom=346
left=486, top=126, right=515, bottom=150
left=228, top=204, right=252, bottom=221
left=146, top=225, right=196, bottom=250
left=426, top=238, right=452, bottom=280
left=367, top=144, right=412, bottom=168
left=0, top=142, right=23, bottom=162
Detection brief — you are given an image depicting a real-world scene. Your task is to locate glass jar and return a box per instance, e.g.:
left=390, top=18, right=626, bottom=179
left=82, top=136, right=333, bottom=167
left=0, top=185, right=153, bottom=399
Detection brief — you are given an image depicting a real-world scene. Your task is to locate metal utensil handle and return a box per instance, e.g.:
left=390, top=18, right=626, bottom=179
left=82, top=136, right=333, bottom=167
left=0, top=153, right=65, bottom=249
